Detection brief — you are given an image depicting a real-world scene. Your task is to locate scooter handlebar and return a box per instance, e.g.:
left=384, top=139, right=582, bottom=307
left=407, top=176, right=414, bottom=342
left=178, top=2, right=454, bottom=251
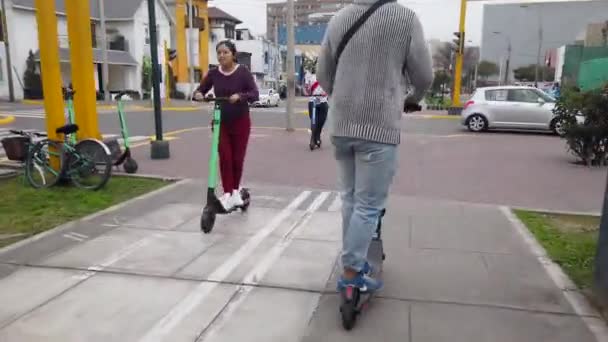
left=115, top=91, right=129, bottom=101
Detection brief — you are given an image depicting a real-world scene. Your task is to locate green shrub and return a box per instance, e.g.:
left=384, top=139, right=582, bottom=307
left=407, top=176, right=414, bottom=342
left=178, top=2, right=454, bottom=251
left=553, top=84, right=608, bottom=166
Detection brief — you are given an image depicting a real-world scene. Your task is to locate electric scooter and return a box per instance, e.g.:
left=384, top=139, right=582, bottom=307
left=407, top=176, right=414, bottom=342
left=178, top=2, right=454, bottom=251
left=339, top=102, right=421, bottom=330
left=197, top=95, right=251, bottom=234
left=339, top=209, right=386, bottom=330
left=309, top=96, right=322, bottom=151
left=112, top=92, right=138, bottom=174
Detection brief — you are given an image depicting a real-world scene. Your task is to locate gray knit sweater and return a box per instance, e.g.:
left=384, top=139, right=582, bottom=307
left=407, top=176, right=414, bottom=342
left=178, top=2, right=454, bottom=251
left=317, top=0, right=433, bottom=145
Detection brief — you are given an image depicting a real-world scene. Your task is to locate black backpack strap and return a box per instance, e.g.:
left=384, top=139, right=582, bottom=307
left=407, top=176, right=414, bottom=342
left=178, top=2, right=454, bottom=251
left=334, top=0, right=396, bottom=67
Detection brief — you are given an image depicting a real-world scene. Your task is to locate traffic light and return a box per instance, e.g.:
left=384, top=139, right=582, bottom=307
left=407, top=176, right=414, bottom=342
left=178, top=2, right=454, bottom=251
left=167, top=48, right=177, bottom=61
left=452, top=31, right=465, bottom=54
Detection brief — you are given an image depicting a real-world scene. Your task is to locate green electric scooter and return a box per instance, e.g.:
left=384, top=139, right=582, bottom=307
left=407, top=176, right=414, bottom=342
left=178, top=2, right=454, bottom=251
left=112, top=92, right=138, bottom=174
left=197, top=95, right=250, bottom=234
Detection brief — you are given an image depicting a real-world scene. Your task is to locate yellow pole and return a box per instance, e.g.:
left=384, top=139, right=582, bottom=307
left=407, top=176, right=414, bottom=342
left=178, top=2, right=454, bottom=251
left=65, top=0, right=100, bottom=140
left=198, top=0, right=210, bottom=77
left=164, top=40, right=171, bottom=104
left=34, top=0, right=63, bottom=169
left=175, top=0, right=188, bottom=82
left=452, top=0, right=467, bottom=107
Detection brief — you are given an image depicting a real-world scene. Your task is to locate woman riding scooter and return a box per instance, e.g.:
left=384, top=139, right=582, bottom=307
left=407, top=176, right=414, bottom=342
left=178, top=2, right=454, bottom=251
left=194, top=40, right=259, bottom=212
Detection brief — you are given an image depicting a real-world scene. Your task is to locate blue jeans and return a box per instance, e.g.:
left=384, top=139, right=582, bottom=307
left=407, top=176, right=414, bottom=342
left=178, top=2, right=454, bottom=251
left=331, top=136, right=397, bottom=273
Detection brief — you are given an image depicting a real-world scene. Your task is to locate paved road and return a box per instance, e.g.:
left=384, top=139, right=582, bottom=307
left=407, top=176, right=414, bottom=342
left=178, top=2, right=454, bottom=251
left=0, top=180, right=601, bottom=341
left=2, top=102, right=603, bottom=213
left=0, top=101, right=458, bottom=138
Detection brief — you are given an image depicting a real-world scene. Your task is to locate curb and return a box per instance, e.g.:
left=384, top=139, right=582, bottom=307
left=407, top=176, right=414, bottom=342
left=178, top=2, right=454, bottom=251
left=0, top=115, right=15, bottom=125
left=501, top=206, right=608, bottom=341
left=510, top=206, right=601, bottom=217
left=0, top=178, right=190, bottom=255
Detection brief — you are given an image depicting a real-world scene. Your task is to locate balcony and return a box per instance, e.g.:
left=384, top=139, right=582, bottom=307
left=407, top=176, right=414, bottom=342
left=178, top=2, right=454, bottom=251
left=185, top=15, right=206, bottom=30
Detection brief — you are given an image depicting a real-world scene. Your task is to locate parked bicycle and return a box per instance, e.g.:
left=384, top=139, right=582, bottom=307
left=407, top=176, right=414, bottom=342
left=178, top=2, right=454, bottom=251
left=5, top=124, right=112, bottom=190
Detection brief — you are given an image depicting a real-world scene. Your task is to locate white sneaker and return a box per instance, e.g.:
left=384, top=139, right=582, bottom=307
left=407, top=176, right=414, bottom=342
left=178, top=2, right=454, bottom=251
left=219, top=192, right=234, bottom=211
left=232, top=190, right=244, bottom=207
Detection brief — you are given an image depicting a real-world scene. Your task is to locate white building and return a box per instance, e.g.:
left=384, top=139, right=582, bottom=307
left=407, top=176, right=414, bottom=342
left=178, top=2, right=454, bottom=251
left=235, top=29, right=282, bottom=90
left=0, top=0, right=173, bottom=101
left=163, top=4, right=282, bottom=90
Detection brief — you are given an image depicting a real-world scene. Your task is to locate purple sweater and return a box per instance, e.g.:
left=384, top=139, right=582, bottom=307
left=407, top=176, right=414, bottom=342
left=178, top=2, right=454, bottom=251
left=197, top=65, right=259, bottom=122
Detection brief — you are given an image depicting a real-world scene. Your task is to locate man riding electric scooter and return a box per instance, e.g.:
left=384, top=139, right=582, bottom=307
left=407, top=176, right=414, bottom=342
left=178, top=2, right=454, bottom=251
left=317, top=0, right=433, bottom=303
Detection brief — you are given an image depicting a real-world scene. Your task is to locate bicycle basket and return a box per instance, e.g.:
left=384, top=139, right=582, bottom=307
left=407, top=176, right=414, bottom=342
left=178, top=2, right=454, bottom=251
left=1, top=136, right=30, bottom=162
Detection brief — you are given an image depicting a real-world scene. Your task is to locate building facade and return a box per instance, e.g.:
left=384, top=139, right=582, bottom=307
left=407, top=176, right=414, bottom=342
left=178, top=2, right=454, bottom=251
left=0, top=0, right=172, bottom=100
left=267, top=0, right=355, bottom=43
left=480, top=0, right=608, bottom=83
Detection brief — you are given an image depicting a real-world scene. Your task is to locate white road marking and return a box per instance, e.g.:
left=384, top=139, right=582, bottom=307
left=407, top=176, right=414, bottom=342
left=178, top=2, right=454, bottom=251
left=63, top=233, right=85, bottom=242
left=71, top=234, right=161, bottom=281
left=328, top=195, right=341, bottom=212
left=197, top=192, right=331, bottom=341
left=138, top=191, right=312, bottom=342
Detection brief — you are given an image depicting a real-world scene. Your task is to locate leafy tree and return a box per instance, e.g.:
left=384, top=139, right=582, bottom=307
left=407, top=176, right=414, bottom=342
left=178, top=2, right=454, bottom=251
left=431, top=70, right=451, bottom=95
left=23, top=50, right=42, bottom=95
left=553, top=84, right=608, bottom=166
left=477, top=60, right=499, bottom=79
left=141, top=56, right=152, bottom=96
left=513, top=64, right=555, bottom=82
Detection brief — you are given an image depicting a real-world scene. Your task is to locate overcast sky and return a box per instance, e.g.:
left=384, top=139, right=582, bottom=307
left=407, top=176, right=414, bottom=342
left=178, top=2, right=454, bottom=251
left=208, top=0, right=589, bottom=46
left=206, top=0, right=503, bottom=46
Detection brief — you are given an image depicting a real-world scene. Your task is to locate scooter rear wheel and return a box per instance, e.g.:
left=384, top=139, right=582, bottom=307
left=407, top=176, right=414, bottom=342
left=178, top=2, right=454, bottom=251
left=340, top=302, right=358, bottom=330
left=200, top=207, right=216, bottom=234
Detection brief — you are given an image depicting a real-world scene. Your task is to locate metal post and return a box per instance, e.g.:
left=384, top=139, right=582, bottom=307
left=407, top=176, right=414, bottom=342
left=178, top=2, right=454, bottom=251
left=1, top=0, right=14, bottom=102
left=505, top=43, right=511, bottom=85
left=285, top=0, right=295, bottom=131
left=187, top=0, right=195, bottom=100
left=147, top=0, right=170, bottom=159
left=99, top=0, right=110, bottom=102
left=66, top=0, right=100, bottom=140
left=451, top=0, right=467, bottom=107
left=34, top=0, right=64, bottom=169
left=164, top=39, right=170, bottom=103
left=595, top=170, right=608, bottom=306
left=474, top=62, right=478, bottom=89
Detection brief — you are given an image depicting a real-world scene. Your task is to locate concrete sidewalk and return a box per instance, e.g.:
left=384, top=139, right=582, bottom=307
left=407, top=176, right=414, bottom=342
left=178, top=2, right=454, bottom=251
left=0, top=179, right=604, bottom=341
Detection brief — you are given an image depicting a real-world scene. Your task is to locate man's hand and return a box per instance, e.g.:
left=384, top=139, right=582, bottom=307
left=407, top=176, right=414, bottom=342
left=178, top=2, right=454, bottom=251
left=229, top=93, right=241, bottom=104
left=193, top=91, right=204, bottom=101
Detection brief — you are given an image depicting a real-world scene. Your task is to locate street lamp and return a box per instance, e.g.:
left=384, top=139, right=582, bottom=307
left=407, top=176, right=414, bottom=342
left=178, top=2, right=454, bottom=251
left=520, top=4, right=543, bottom=86
left=493, top=31, right=511, bottom=85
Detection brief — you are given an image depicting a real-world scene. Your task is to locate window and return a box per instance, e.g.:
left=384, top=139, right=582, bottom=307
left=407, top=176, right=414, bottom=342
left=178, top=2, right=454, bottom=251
left=225, top=24, right=235, bottom=39
left=507, top=89, right=540, bottom=103
left=90, top=22, right=97, bottom=48
left=485, top=89, right=508, bottom=101
left=0, top=10, right=4, bottom=42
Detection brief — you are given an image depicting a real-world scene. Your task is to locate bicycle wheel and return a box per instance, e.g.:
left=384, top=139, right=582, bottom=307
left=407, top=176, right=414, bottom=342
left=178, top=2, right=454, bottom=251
left=69, top=139, right=112, bottom=190
left=25, top=139, right=64, bottom=188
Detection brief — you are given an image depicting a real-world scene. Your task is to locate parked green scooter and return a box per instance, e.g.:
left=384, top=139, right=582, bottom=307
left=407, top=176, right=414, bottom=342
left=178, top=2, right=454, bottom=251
left=112, top=92, right=138, bottom=174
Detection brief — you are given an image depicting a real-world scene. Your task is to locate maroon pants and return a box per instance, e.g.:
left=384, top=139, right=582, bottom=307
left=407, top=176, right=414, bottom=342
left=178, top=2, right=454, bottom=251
left=219, top=114, right=251, bottom=194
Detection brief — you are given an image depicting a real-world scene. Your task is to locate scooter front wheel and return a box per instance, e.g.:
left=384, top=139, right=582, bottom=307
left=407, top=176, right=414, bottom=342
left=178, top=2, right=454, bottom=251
left=201, top=207, right=217, bottom=234
left=123, top=157, right=138, bottom=174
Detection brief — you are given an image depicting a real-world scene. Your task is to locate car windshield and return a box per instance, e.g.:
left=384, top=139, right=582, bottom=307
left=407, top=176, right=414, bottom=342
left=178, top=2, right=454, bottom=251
left=260, top=89, right=271, bottom=95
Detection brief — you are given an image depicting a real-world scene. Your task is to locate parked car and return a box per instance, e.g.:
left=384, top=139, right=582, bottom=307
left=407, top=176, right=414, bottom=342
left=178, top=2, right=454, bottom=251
left=461, top=86, right=582, bottom=135
left=253, top=88, right=280, bottom=107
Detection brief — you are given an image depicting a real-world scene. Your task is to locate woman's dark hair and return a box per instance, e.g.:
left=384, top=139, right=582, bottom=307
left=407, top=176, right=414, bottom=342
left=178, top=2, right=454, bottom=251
left=216, top=40, right=238, bottom=62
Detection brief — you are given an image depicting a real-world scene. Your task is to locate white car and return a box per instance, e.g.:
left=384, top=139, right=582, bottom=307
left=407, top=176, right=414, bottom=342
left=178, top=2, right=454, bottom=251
left=253, top=88, right=280, bottom=107
left=461, top=86, right=583, bottom=135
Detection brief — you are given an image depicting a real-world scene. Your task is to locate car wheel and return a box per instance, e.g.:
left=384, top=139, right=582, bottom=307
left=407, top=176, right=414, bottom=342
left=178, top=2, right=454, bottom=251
left=551, top=118, right=566, bottom=136
left=467, top=114, right=488, bottom=132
